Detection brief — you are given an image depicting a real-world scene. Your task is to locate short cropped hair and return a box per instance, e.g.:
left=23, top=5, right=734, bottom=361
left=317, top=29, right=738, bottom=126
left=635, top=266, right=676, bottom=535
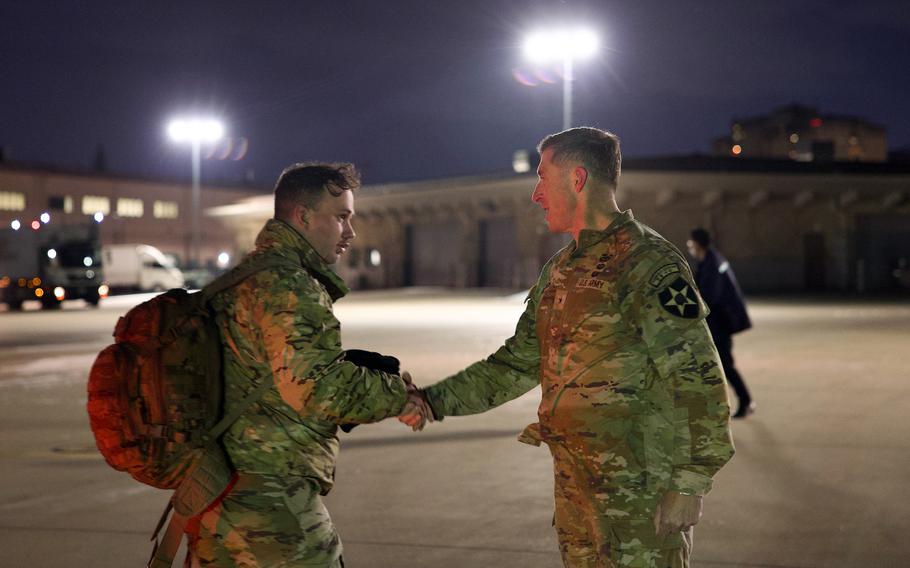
left=690, top=228, right=712, bottom=248
left=273, top=162, right=360, bottom=219
left=537, top=127, right=622, bottom=189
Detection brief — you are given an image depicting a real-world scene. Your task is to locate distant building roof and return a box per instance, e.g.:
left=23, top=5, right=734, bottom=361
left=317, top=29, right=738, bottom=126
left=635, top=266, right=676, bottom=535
left=0, top=159, right=270, bottom=194
left=623, top=154, right=910, bottom=175
left=731, top=103, right=885, bottom=131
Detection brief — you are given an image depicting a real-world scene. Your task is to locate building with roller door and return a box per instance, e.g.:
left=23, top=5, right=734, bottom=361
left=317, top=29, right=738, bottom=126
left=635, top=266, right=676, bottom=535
left=210, top=156, right=910, bottom=294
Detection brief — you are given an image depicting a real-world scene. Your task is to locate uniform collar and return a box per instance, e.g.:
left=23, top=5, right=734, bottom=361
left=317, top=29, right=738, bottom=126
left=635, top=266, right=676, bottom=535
left=569, top=210, right=635, bottom=257
left=254, top=218, right=349, bottom=301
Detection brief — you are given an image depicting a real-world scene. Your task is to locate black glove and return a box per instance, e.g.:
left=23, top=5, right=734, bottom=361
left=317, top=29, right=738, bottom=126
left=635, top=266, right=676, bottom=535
left=344, top=349, right=400, bottom=375
left=339, top=349, right=402, bottom=433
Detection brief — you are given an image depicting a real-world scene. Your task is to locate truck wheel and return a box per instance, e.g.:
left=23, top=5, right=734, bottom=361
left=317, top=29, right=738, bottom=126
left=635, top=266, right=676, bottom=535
left=86, top=295, right=101, bottom=308
left=41, top=296, right=62, bottom=310
left=7, top=300, right=24, bottom=311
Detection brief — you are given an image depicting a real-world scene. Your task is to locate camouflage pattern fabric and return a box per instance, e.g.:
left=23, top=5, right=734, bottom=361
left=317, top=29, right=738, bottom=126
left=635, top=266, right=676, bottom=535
left=187, top=474, right=343, bottom=567
left=189, top=218, right=408, bottom=566
left=424, top=210, right=734, bottom=567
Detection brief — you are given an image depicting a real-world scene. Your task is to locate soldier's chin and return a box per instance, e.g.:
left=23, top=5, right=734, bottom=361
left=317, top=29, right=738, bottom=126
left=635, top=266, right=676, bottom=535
left=321, top=249, right=340, bottom=264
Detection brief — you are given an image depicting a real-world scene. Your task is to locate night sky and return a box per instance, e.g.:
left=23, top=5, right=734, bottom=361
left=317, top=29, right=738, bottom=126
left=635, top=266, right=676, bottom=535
left=2, top=1, right=908, bottom=187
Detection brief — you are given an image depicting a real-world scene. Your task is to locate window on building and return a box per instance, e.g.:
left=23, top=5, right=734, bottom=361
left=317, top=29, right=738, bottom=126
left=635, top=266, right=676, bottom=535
left=153, top=200, right=179, bottom=219
left=82, top=196, right=110, bottom=215
left=117, top=198, right=144, bottom=218
left=0, top=191, right=26, bottom=211
left=47, top=195, right=73, bottom=213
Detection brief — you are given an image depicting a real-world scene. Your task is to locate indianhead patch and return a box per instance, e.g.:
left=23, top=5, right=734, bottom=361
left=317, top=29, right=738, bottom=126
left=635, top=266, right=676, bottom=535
left=658, top=277, right=700, bottom=318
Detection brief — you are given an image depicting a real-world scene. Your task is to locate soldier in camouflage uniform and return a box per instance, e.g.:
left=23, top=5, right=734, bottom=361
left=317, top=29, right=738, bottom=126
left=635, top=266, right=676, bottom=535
left=403, top=128, right=735, bottom=567
left=187, top=163, right=411, bottom=567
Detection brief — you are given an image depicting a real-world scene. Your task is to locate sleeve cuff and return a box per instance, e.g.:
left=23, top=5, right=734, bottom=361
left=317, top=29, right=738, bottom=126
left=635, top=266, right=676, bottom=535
left=422, top=387, right=445, bottom=420
left=669, top=469, right=714, bottom=496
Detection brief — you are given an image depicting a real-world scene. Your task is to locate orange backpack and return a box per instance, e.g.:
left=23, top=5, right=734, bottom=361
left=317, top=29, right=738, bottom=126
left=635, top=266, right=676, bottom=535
left=87, top=256, right=286, bottom=567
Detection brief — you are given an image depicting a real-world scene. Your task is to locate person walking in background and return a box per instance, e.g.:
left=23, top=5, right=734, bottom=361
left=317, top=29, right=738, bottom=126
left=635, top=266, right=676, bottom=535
left=687, top=228, right=755, bottom=419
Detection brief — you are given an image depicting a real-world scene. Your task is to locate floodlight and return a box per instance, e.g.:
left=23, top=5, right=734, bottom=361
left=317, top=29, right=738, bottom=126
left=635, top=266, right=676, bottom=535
left=523, top=28, right=599, bottom=63
left=167, top=118, right=225, bottom=144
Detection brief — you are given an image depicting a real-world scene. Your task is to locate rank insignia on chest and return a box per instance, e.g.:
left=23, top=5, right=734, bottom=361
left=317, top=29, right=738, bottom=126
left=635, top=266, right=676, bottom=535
left=658, top=277, right=700, bottom=318
left=554, top=289, right=568, bottom=309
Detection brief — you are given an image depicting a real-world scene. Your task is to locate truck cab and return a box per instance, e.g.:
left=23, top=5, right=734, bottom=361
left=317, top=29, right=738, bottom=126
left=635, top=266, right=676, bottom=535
left=1, top=224, right=107, bottom=310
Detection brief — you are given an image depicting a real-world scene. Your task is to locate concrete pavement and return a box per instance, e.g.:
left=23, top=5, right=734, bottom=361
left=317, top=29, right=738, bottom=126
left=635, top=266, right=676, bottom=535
left=1, top=290, right=908, bottom=567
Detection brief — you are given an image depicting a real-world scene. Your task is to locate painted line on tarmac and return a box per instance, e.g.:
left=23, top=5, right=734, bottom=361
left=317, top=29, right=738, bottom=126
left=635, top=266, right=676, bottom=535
left=3, top=340, right=108, bottom=354
left=0, top=524, right=146, bottom=536
left=342, top=428, right=520, bottom=449
left=344, top=538, right=557, bottom=557
left=0, top=484, right=153, bottom=513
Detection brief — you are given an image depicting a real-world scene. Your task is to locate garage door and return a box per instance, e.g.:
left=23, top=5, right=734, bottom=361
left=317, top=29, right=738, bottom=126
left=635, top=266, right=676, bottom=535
left=405, top=220, right=463, bottom=286
left=478, top=217, right=518, bottom=287
left=855, top=214, right=910, bottom=291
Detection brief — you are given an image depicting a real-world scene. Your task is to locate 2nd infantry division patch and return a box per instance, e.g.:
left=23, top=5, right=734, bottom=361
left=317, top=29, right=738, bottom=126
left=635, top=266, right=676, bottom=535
left=658, top=277, right=700, bottom=318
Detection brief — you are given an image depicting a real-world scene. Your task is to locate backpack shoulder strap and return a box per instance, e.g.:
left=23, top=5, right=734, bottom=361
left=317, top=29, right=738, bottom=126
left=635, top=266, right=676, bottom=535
left=205, top=374, right=275, bottom=443
left=199, top=254, right=298, bottom=303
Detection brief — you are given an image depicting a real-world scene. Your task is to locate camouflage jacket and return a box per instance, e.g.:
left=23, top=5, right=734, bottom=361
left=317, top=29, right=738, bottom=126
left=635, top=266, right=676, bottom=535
left=425, top=211, right=735, bottom=501
left=211, top=219, right=408, bottom=494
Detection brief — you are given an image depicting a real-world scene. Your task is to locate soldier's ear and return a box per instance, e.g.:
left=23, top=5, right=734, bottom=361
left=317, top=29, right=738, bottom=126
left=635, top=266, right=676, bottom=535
left=294, top=204, right=311, bottom=227
left=572, top=166, right=588, bottom=193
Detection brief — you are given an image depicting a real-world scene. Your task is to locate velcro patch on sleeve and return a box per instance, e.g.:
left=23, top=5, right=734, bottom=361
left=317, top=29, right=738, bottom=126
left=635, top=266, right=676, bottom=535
left=648, top=263, right=681, bottom=287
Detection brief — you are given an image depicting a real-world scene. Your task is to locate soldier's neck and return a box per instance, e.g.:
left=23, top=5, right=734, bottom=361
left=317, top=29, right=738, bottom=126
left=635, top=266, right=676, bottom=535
left=571, top=196, right=621, bottom=243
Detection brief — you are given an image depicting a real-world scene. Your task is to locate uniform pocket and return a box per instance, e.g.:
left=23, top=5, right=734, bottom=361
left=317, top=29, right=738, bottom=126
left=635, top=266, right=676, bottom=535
left=608, top=518, right=685, bottom=566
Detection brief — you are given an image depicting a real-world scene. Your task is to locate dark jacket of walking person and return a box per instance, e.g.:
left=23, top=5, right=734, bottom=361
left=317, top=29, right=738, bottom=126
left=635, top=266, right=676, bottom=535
left=687, top=228, right=754, bottom=419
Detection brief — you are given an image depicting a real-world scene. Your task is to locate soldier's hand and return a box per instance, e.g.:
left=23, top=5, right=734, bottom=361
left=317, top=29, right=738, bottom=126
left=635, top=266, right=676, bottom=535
left=398, top=390, right=433, bottom=432
left=402, top=371, right=418, bottom=392
left=653, top=491, right=703, bottom=539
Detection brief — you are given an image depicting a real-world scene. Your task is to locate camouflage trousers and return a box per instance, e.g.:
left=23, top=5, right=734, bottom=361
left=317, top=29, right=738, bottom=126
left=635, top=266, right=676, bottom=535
left=186, top=473, right=343, bottom=568
left=549, top=444, right=690, bottom=568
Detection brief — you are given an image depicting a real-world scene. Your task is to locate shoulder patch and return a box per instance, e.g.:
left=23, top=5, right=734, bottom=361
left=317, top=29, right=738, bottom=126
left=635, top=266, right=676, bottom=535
left=657, top=277, right=700, bottom=319
left=648, top=263, right=681, bottom=287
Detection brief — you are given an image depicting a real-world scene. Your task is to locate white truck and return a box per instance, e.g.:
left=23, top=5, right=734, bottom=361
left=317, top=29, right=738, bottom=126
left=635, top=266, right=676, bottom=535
left=101, top=244, right=185, bottom=292
left=1, top=223, right=107, bottom=310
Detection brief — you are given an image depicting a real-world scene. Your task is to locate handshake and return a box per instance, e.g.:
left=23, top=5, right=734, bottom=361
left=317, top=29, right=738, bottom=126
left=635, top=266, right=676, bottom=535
left=398, top=373, right=435, bottom=432
left=343, top=349, right=436, bottom=432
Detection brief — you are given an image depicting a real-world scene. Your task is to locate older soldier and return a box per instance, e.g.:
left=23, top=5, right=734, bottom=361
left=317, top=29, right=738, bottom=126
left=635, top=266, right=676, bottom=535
left=403, top=128, right=735, bottom=567
left=187, top=163, right=411, bottom=567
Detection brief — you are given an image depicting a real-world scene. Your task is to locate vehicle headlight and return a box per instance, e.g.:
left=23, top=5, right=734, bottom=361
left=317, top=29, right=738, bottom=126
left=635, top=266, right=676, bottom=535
left=98, top=284, right=110, bottom=298
left=54, top=287, right=66, bottom=300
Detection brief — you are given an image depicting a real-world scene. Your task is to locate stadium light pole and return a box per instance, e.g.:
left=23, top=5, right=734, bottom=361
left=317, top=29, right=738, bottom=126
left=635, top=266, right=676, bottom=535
left=167, top=117, right=224, bottom=268
left=523, top=27, right=599, bottom=130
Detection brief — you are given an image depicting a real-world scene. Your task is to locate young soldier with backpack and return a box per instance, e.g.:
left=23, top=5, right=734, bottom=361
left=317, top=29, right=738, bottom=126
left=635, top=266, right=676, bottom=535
left=88, top=162, right=414, bottom=567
